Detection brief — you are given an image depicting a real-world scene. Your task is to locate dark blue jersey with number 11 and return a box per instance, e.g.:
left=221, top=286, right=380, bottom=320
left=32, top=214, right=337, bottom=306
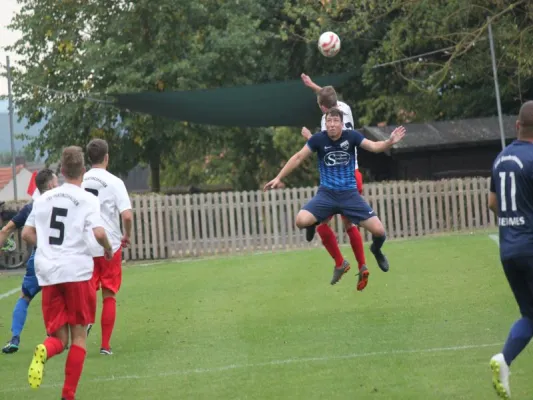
left=491, top=140, right=533, bottom=261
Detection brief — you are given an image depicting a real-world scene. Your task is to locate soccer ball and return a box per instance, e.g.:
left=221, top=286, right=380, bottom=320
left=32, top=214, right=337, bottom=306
left=318, top=31, right=341, bottom=57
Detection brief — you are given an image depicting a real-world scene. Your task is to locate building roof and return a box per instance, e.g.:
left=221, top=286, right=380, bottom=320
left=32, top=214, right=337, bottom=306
left=363, top=115, right=518, bottom=153
left=0, top=165, right=25, bottom=191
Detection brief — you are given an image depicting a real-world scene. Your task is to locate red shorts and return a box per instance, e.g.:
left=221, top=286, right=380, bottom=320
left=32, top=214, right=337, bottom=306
left=322, top=169, right=364, bottom=224
left=92, top=249, right=123, bottom=294
left=41, top=280, right=96, bottom=335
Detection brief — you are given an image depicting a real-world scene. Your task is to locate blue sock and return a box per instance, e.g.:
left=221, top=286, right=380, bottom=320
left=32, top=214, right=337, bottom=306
left=11, top=297, right=29, bottom=337
left=372, top=235, right=386, bottom=251
left=502, top=317, right=533, bottom=366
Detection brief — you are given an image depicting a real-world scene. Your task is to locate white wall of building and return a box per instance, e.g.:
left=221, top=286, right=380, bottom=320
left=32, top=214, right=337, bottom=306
left=0, top=168, right=33, bottom=201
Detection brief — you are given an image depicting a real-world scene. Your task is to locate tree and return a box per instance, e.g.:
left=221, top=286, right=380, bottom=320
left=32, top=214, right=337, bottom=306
left=0, top=148, right=38, bottom=165
left=8, top=0, right=291, bottom=191
left=279, top=0, right=533, bottom=124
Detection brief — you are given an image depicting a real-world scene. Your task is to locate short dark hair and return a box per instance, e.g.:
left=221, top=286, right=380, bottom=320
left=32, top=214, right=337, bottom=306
left=317, top=86, right=338, bottom=108
left=86, top=139, right=109, bottom=165
left=518, top=101, right=533, bottom=137
left=325, top=107, right=344, bottom=121
left=35, top=168, right=55, bottom=193
left=61, top=146, right=85, bottom=179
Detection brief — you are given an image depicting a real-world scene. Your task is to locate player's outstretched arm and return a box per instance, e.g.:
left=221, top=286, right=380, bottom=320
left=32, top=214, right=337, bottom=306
left=301, top=73, right=322, bottom=93
left=21, top=226, right=37, bottom=246
left=359, top=126, right=406, bottom=153
left=263, top=145, right=313, bottom=191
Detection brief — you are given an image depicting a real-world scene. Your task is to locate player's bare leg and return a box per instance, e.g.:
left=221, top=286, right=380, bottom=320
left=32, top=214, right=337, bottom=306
left=359, top=217, right=389, bottom=272
left=100, top=288, right=116, bottom=355
left=342, top=218, right=369, bottom=291
left=28, top=325, right=68, bottom=389
left=296, top=210, right=351, bottom=284
left=295, top=210, right=318, bottom=229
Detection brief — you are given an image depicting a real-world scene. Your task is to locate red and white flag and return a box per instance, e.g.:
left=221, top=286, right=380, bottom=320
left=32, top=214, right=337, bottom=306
left=26, top=171, right=40, bottom=200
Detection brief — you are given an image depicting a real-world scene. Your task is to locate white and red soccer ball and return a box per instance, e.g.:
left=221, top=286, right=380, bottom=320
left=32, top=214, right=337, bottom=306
left=318, top=31, right=341, bottom=57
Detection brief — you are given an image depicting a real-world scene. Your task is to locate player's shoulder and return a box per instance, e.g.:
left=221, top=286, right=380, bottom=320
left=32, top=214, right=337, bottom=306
left=343, top=128, right=364, bottom=138
left=310, top=130, right=329, bottom=143
left=84, top=168, right=124, bottom=189
left=100, top=168, right=123, bottom=182
left=336, top=101, right=353, bottom=115
left=37, top=186, right=60, bottom=201
left=106, top=172, right=127, bottom=194
left=77, top=187, right=101, bottom=207
left=82, top=166, right=105, bottom=182
left=108, top=170, right=125, bottom=184
left=58, top=184, right=95, bottom=203
left=494, top=141, right=533, bottom=167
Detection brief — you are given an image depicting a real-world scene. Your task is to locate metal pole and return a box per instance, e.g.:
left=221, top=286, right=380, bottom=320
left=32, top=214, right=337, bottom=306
left=487, top=17, right=506, bottom=150
left=6, top=56, right=18, bottom=201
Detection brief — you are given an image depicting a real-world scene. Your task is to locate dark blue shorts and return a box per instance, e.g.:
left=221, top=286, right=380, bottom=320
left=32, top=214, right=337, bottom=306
left=21, top=254, right=40, bottom=300
left=501, top=257, right=533, bottom=319
left=302, top=186, right=376, bottom=225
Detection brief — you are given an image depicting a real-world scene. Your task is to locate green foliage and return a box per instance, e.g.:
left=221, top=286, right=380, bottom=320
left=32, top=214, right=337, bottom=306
left=8, top=0, right=533, bottom=191
left=8, top=0, right=301, bottom=191
left=0, top=148, right=38, bottom=165
left=281, top=0, right=533, bottom=124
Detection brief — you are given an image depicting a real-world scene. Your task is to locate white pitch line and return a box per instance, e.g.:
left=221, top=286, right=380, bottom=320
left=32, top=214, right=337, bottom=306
left=0, top=342, right=502, bottom=393
left=0, top=287, right=19, bottom=300
left=489, top=234, right=499, bottom=245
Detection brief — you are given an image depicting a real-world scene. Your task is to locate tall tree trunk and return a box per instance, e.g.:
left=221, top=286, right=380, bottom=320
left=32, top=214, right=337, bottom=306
left=150, top=152, right=161, bottom=193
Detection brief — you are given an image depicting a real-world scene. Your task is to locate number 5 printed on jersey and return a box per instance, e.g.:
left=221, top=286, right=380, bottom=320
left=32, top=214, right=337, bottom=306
left=49, top=207, right=68, bottom=245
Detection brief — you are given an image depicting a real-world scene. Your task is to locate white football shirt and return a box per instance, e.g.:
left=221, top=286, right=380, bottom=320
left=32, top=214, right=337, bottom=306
left=82, top=168, right=132, bottom=256
left=321, top=101, right=359, bottom=170
left=25, top=183, right=104, bottom=286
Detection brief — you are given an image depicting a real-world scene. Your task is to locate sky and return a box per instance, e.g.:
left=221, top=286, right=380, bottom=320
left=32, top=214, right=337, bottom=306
left=0, top=0, right=22, bottom=96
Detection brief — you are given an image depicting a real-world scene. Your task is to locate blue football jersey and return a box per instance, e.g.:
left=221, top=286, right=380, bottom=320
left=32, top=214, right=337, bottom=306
left=491, top=140, right=533, bottom=260
left=306, top=130, right=365, bottom=190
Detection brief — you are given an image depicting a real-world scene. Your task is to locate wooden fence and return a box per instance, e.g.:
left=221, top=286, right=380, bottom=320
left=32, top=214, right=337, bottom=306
left=122, top=177, right=496, bottom=261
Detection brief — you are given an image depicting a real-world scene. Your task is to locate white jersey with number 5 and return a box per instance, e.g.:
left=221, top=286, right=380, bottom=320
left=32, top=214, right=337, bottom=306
left=82, top=168, right=132, bottom=256
left=25, top=183, right=103, bottom=286
left=320, top=101, right=358, bottom=169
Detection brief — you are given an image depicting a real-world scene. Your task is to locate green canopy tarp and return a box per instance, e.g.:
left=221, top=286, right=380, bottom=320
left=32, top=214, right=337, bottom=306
left=112, top=72, right=355, bottom=128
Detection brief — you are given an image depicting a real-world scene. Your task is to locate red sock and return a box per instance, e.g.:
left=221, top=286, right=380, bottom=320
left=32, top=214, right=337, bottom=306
left=316, top=224, right=344, bottom=267
left=101, top=296, right=116, bottom=350
left=43, top=336, right=64, bottom=359
left=347, top=226, right=366, bottom=269
left=62, top=344, right=86, bottom=400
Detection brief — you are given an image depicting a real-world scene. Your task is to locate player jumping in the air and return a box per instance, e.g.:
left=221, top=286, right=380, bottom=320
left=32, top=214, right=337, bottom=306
left=300, top=73, right=369, bottom=291
left=82, top=139, right=133, bottom=355
left=488, top=100, right=533, bottom=399
left=0, top=169, right=58, bottom=354
left=23, top=146, right=113, bottom=400
left=264, top=108, right=406, bottom=285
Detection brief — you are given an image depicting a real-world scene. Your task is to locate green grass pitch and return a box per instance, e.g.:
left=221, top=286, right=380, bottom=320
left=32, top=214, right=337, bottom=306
left=0, top=233, right=531, bottom=399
